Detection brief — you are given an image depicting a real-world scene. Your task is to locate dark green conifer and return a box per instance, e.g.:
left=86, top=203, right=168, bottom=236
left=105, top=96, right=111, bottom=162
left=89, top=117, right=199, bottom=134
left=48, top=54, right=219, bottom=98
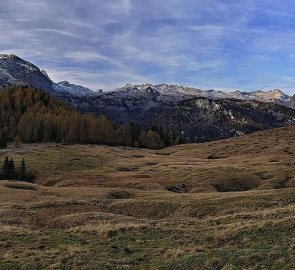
left=7, top=158, right=14, bottom=179
left=0, top=131, right=7, bottom=149
left=2, top=156, right=9, bottom=179
left=19, top=158, right=26, bottom=181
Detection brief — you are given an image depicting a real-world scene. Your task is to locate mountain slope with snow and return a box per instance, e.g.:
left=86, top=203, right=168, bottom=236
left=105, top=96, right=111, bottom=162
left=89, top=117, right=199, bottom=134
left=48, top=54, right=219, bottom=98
left=0, top=54, right=97, bottom=97
left=115, top=83, right=291, bottom=105
left=0, top=54, right=292, bottom=103
left=54, top=81, right=100, bottom=96
left=0, top=54, right=54, bottom=93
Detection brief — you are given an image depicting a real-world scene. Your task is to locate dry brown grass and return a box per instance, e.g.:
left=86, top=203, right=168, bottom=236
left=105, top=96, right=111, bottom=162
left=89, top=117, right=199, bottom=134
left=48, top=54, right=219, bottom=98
left=1, top=126, right=295, bottom=269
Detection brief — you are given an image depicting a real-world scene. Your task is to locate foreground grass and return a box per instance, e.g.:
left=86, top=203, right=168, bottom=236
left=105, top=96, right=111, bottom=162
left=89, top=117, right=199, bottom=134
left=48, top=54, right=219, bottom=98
left=1, top=183, right=295, bottom=269
left=1, top=126, right=295, bottom=269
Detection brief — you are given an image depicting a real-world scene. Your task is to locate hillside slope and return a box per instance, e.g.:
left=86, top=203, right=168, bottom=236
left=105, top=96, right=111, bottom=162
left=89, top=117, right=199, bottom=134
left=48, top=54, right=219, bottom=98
left=72, top=92, right=295, bottom=142
left=0, top=86, right=182, bottom=149
left=1, top=125, right=295, bottom=269
left=2, top=124, right=295, bottom=192
left=0, top=86, right=103, bottom=143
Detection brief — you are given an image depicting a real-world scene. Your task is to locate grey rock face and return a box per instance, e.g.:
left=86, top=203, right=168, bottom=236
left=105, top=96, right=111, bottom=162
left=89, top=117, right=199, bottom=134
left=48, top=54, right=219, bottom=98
left=0, top=54, right=97, bottom=96
left=61, top=86, right=295, bottom=143
left=0, top=54, right=54, bottom=92
left=288, top=94, right=295, bottom=109
left=54, top=81, right=96, bottom=96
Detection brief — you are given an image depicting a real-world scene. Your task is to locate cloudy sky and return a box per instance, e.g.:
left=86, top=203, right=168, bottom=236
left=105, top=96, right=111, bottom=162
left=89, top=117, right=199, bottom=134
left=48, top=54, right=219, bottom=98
left=1, top=0, right=295, bottom=93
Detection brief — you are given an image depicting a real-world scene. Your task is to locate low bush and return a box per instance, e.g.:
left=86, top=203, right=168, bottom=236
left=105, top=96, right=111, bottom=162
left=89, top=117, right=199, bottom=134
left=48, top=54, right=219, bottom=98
left=166, top=184, right=189, bottom=193
left=106, top=190, right=133, bottom=199
left=212, top=174, right=260, bottom=192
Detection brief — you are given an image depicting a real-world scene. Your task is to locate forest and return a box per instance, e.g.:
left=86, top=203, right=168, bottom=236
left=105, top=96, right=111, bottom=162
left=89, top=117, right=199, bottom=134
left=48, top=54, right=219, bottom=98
left=0, top=86, right=187, bottom=149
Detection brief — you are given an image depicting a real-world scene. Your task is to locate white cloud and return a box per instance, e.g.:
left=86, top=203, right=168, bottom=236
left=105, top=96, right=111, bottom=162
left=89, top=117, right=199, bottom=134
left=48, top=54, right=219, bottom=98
left=64, top=51, right=123, bottom=67
left=0, top=0, right=295, bottom=93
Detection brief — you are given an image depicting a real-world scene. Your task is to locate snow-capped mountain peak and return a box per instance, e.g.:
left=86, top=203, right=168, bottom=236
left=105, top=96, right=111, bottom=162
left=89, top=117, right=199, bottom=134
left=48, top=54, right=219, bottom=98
left=115, top=83, right=291, bottom=105
left=0, top=55, right=292, bottom=105
left=0, top=54, right=97, bottom=96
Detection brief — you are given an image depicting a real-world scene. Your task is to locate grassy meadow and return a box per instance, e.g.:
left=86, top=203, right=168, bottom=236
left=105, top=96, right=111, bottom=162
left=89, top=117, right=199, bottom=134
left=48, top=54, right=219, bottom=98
left=1, top=126, right=295, bottom=269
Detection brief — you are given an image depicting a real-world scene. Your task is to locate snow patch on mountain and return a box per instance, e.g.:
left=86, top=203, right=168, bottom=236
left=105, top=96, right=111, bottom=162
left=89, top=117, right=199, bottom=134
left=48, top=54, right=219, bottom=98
left=116, top=83, right=291, bottom=105
left=0, top=54, right=292, bottom=104
left=0, top=54, right=98, bottom=96
left=54, top=81, right=102, bottom=97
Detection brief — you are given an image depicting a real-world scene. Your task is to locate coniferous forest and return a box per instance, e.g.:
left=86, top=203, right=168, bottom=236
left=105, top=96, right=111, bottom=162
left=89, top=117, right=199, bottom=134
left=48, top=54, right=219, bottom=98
left=0, top=86, right=186, bottom=149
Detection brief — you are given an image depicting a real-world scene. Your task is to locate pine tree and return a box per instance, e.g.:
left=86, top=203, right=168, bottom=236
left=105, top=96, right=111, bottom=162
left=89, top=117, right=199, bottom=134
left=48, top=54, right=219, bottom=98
left=130, top=122, right=141, bottom=146
left=97, top=115, right=115, bottom=144
left=0, top=131, right=7, bottom=149
left=117, top=123, right=132, bottom=146
left=2, top=156, right=9, bottom=179
left=8, top=116, right=17, bottom=140
left=145, top=130, right=164, bottom=150
left=8, top=158, right=15, bottom=179
left=19, top=158, right=26, bottom=181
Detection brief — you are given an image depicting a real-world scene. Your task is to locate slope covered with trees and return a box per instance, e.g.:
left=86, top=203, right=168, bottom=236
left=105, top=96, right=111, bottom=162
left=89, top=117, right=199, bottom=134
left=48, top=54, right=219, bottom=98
left=0, top=86, right=184, bottom=149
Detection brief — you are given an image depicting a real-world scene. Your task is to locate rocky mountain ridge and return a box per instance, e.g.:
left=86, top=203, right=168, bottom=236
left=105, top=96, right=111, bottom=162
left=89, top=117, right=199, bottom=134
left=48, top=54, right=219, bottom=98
left=0, top=54, right=98, bottom=97
left=1, top=54, right=295, bottom=143
left=115, top=83, right=291, bottom=105
left=0, top=54, right=293, bottom=104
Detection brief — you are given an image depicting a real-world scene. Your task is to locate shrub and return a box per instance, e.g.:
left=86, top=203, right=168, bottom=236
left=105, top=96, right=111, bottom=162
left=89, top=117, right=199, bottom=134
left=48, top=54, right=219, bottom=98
left=212, top=174, right=260, bottom=192
left=273, top=176, right=292, bottom=189
left=106, top=190, right=133, bottom=199
left=166, top=184, right=189, bottom=193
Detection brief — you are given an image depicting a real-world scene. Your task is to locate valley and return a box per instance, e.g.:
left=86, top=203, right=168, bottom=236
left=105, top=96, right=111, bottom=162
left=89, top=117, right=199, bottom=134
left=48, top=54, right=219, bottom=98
left=1, top=126, right=295, bottom=269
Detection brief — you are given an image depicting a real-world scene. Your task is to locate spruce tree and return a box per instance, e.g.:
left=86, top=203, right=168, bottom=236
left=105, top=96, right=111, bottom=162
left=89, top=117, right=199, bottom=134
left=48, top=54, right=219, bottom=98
left=0, top=131, right=7, bottom=149
left=19, top=158, right=26, bottom=181
left=8, top=158, right=14, bottom=179
left=2, top=156, right=9, bottom=179
left=130, top=122, right=140, bottom=146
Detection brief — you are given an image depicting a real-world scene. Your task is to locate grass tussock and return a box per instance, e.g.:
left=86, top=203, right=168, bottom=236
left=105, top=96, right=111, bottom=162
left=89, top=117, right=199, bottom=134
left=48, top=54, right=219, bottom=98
left=212, top=174, right=261, bottom=192
left=3, top=182, right=38, bottom=191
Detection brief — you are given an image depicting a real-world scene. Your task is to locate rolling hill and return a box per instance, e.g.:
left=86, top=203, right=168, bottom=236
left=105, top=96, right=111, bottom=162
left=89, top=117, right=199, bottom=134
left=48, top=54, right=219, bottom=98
left=0, top=125, right=295, bottom=269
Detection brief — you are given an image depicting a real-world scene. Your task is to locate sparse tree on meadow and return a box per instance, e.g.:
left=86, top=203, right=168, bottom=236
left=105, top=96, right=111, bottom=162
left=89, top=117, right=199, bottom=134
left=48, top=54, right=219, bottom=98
left=2, top=156, right=15, bottom=179
left=19, top=158, right=26, bottom=181
left=8, top=158, right=15, bottom=179
left=2, top=156, right=9, bottom=179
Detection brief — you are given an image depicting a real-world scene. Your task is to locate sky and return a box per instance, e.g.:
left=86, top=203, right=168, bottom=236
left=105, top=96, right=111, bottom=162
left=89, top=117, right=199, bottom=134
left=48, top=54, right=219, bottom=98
left=1, top=0, right=295, bottom=93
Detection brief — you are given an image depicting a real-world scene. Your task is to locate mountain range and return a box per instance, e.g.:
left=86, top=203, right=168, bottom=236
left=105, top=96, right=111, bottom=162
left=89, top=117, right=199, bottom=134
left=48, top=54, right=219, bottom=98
left=1, top=54, right=295, bottom=142
left=0, top=54, right=293, bottom=103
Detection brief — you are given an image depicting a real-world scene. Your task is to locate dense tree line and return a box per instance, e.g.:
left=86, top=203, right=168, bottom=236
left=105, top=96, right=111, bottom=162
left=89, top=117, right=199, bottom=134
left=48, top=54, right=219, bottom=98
left=0, top=87, right=186, bottom=149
